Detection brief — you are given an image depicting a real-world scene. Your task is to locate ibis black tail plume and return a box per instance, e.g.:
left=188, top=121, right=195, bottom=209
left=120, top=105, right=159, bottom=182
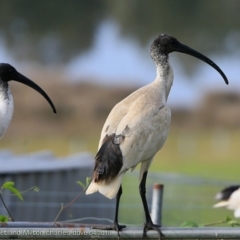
left=93, top=134, right=123, bottom=183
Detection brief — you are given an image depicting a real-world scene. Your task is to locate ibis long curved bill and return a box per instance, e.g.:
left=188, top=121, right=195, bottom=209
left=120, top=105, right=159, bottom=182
left=174, top=41, right=229, bottom=85
left=10, top=70, right=57, bottom=114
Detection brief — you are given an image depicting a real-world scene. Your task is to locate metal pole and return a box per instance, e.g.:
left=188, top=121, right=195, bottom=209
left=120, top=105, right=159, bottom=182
left=151, top=183, right=164, bottom=225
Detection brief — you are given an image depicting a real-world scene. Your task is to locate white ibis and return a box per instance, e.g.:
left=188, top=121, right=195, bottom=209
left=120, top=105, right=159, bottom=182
left=214, top=185, right=240, bottom=218
left=0, top=63, right=56, bottom=138
left=86, top=34, right=228, bottom=238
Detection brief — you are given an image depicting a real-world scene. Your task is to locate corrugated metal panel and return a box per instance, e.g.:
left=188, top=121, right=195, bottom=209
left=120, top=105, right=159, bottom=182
left=0, top=150, right=115, bottom=223
left=0, top=150, right=236, bottom=227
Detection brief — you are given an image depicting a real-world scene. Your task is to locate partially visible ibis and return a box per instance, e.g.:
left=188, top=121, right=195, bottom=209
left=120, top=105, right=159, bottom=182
left=0, top=63, right=56, bottom=138
left=86, top=34, right=228, bottom=238
left=214, top=185, right=240, bottom=218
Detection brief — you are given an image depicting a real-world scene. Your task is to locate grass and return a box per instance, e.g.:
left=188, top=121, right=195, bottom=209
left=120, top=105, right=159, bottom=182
left=2, top=127, right=239, bottom=226
left=2, top=127, right=239, bottom=181
left=119, top=172, right=236, bottom=227
left=151, top=128, right=240, bottom=181
left=0, top=134, right=99, bottom=156
left=116, top=128, right=240, bottom=226
left=0, top=70, right=239, bottom=226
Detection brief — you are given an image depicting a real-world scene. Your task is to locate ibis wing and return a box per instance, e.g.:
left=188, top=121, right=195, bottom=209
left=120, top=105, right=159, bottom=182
left=98, top=84, right=152, bottom=149
left=115, top=105, right=171, bottom=174
left=98, top=102, right=128, bottom=150
left=98, top=83, right=171, bottom=177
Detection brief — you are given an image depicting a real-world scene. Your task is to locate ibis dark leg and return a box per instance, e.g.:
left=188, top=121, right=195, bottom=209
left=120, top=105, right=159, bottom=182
left=92, top=185, right=126, bottom=238
left=113, top=185, right=126, bottom=238
left=113, top=185, right=125, bottom=228
left=139, top=171, right=162, bottom=238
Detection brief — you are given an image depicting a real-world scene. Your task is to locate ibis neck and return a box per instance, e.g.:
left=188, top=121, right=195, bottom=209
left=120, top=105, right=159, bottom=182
left=0, top=81, right=10, bottom=100
left=155, top=59, right=174, bottom=102
left=0, top=81, right=14, bottom=138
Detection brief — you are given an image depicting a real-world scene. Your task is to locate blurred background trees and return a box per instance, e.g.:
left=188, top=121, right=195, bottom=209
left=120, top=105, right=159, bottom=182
left=0, top=0, right=240, bottom=65
left=0, top=0, right=239, bottom=158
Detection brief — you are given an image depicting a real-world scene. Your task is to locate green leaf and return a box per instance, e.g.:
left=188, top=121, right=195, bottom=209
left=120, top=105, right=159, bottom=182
left=86, top=177, right=91, bottom=187
left=33, top=187, right=40, bottom=192
left=2, top=182, right=23, bottom=201
left=2, top=181, right=15, bottom=189
left=76, top=177, right=92, bottom=190
left=0, top=215, right=9, bottom=222
left=225, top=216, right=232, bottom=222
left=180, top=220, right=199, bottom=227
left=227, top=220, right=240, bottom=227
left=76, top=181, right=86, bottom=190
left=225, top=216, right=239, bottom=226
left=7, top=187, right=23, bottom=201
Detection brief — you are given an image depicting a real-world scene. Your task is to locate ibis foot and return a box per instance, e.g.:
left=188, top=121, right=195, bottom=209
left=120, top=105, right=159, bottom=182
left=112, top=221, right=126, bottom=239
left=142, top=222, right=162, bottom=239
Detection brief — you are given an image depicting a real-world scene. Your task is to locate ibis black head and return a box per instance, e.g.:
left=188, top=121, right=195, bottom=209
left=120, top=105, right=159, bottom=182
left=151, top=34, right=228, bottom=85
left=0, top=63, right=57, bottom=114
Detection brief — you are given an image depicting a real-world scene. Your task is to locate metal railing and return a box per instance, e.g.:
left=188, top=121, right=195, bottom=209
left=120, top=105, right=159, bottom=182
left=0, top=183, right=238, bottom=239
left=0, top=222, right=240, bottom=239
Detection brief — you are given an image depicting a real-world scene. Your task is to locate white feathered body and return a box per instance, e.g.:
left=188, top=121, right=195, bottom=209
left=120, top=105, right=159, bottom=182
left=86, top=65, right=173, bottom=199
left=214, top=187, right=240, bottom=218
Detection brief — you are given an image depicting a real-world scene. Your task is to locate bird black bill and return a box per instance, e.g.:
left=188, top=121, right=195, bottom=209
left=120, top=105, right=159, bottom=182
left=175, top=43, right=229, bottom=85
left=13, top=71, right=57, bottom=114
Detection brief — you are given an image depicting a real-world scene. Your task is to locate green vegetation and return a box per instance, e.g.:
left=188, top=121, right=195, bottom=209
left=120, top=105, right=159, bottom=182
left=2, top=127, right=239, bottom=226
left=181, top=217, right=240, bottom=227
left=0, top=181, right=24, bottom=222
left=152, top=128, right=240, bottom=181
left=1, top=78, right=239, bottom=226
left=2, top=182, right=23, bottom=201
left=2, top=128, right=239, bottom=181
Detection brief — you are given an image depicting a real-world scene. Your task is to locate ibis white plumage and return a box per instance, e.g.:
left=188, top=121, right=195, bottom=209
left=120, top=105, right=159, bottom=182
left=86, top=34, right=228, bottom=238
left=0, top=63, right=56, bottom=138
left=214, top=185, right=240, bottom=218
